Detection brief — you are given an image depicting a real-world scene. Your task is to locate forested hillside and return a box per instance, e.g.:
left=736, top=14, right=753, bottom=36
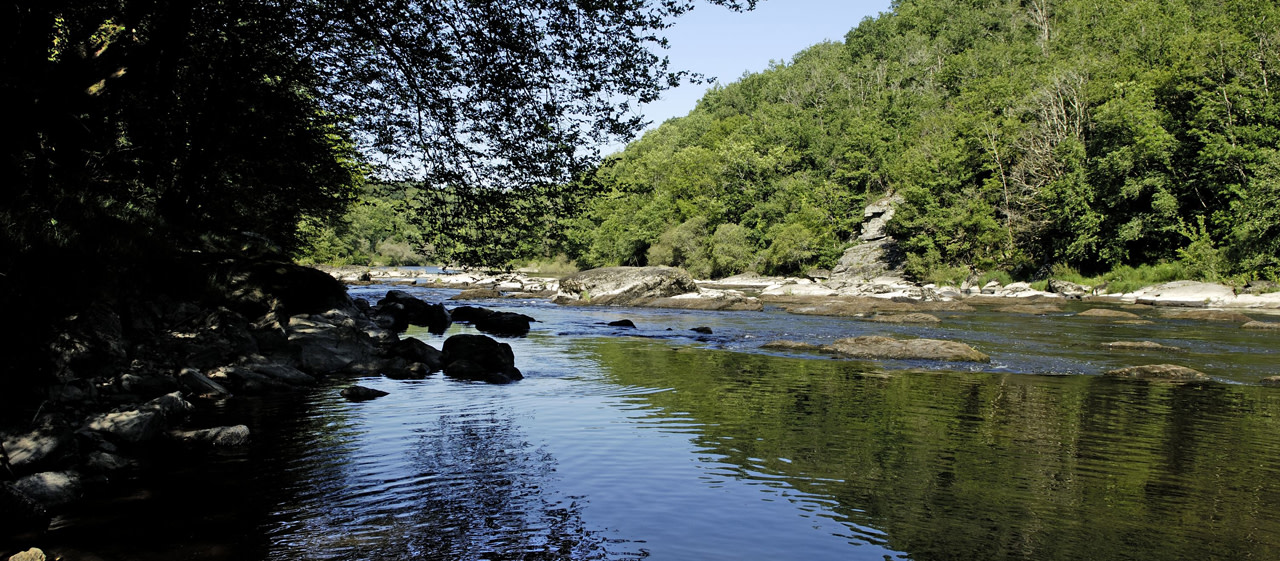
left=563, top=0, right=1280, bottom=283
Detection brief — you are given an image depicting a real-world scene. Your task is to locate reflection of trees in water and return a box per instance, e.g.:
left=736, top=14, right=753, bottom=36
left=267, top=408, right=640, bottom=561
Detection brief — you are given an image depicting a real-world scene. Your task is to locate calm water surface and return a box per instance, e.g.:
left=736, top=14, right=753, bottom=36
left=27, top=286, right=1280, bottom=560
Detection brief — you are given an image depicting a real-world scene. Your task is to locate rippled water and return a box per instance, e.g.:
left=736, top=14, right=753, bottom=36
left=26, top=287, right=1280, bottom=560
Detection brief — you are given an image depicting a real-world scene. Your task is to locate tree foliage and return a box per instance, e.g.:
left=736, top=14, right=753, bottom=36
left=568, top=0, right=1280, bottom=281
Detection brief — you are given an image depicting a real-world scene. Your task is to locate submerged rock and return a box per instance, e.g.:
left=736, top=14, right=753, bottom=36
left=822, top=336, right=990, bottom=362
left=340, top=385, right=389, bottom=401
left=83, top=392, right=193, bottom=444
left=1163, top=309, right=1253, bottom=323
left=450, top=288, right=503, bottom=300
left=997, top=304, right=1062, bottom=315
left=12, top=470, right=82, bottom=509
left=1261, top=376, right=1280, bottom=387
left=1103, top=341, right=1184, bottom=352
left=760, top=340, right=824, bottom=352
left=691, top=326, right=713, bottom=335
left=1243, top=321, right=1280, bottom=330
left=607, top=319, right=636, bottom=328
left=1076, top=308, right=1142, bottom=319
left=168, top=425, right=251, bottom=446
left=1104, top=364, right=1209, bottom=381
left=867, top=313, right=941, bottom=324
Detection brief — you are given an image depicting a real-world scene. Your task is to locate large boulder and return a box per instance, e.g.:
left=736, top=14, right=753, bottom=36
left=11, top=470, right=82, bottom=509
left=1104, top=364, right=1210, bottom=381
left=389, top=338, right=445, bottom=372
left=82, top=392, right=193, bottom=444
left=211, top=260, right=356, bottom=319
left=2, top=427, right=76, bottom=475
left=375, top=290, right=452, bottom=334
left=448, top=306, right=536, bottom=337
left=441, top=334, right=523, bottom=384
left=553, top=267, right=698, bottom=306
left=822, top=336, right=990, bottom=362
left=286, top=312, right=378, bottom=374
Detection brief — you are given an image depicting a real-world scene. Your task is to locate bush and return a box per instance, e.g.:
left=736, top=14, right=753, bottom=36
left=709, top=223, right=756, bottom=278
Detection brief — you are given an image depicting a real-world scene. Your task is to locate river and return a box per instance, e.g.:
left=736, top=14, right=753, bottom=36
left=33, top=284, right=1280, bottom=560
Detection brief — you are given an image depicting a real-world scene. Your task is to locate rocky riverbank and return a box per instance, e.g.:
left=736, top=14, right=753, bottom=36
left=1, top=260, right=529, bottom=557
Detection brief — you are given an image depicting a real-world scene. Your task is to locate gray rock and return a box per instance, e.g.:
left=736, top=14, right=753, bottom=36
left=287, top=313, right=378, bottom=374
left=341, top=385, right=389, bottom=401
left=1261, top=376, right=1280, bottom=387
left=376, top=290, right=452, bottom=333
left=868, top=313, right=942, bottom=324
left=84, top=450, right=136, bottom=472
left=1047, top=279, right=1091, bottom=298
left=2, top=428, right=75, bottom=474
left=1243, top=321, right=1280, bottom=330
left=83, top=392, right=193, bottom=444
left=553, top=266, right=698, bottom=306
left=760, top=340, right=824, bottom=352
left=1102, top=341, right=1185, bottom=352
left=1076, top=308, right=1142, bottom=319
left=168, top=425, right=251, bottom=446
left=1104, top=364, right=1210, bottom=381
left=244, top=360, right=317, bottom=385
left=207, top=365, right=293, bottom=394
left=823, top=336, right=990, bottom=362
left=13, top=470, right=82, bottom=509
left=177, top=367, right=231, bottom=397
left=441, top=334, right=523, bottom=384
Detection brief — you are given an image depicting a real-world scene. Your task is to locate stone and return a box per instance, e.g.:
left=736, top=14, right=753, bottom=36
left=167, top=425, right=251, bottom=446
left=2, top=428, right=75, bottom=474
left=1104, top=364, right=1210, bottom=381
left=607, top=319, right=636, bottom=328
left=287, top=313, right=378, bottom=374
left=1047, top=279, right=1091, bottom=298
left=1103, top=341, right=1184, bottom=352
left=8, top=548, right=46, bottom=561
left=867, top=313, right=941, bottom=324
left=451, top=288, right=503, bottom=300
left=340, top=385, right=389, bottom=401
left=389, top=338, right=445, bottom=372
left=981, top=280, right=1002, bottom=295
left=1243, top=321, right=1280, bottom=330
left=243, top=360, right=317, bottom=385
left=216, top=260, right=356, bottom=319
left=84, top=451, right=135, bottom=472
left=12, top=470, right=82, bottom=509
left=474, top=311, right=536, bottom=337
left=691, top=326, right=713, bottom=335
left=83, top=392, right=193, bottom=444
left=553, top=266, right=698, bottom=306
left=207, top=365, right=293, bottom=394
left=1132, top=281, right=1237, bottom=306
left=1076, top=308, right=1142, bottom=319
left=1163, top=309, right=1254, bottom=323
left=376, top=290, right=452, bottom=333
left=1261, top=376, right=1280, bottom=387
left=760, top=340, right=823, bottom=352
left=177, top=367, right=231, bottom=397
left=641, top=290, right=764, bottom=311
left=441, top=334, right=523, bottom=384
left=823, top=336, right=990, bottom=362
left=997, top=305, right=1062, bottom=315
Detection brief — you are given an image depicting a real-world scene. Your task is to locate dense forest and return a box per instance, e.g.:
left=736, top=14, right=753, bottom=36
left=534, top=0, right=1277, bottom=283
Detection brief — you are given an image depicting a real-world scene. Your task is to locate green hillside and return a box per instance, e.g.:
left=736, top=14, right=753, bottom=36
left=562, top=0, right=1279, bottom=283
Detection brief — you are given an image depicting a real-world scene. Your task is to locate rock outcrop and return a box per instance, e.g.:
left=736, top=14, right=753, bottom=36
left=553, top=266, right=698, bottom=306
left=1104, top=364, right=1210, bottom=381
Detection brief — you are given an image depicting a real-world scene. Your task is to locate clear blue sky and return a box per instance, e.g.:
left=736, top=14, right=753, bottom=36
left=637, top=0, right=893, bottom=131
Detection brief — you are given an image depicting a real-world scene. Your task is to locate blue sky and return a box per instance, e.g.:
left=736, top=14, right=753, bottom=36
left=636, top=0, right=893, bottom=131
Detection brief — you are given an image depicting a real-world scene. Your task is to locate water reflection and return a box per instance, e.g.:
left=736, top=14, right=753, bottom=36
left=583, top=338, right=1280, bottom=561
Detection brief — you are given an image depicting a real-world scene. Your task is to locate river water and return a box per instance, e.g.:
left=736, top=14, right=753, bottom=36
left=32, top=285, right=1280, bottom=560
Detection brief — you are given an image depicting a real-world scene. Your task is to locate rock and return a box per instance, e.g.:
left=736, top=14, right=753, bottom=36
left=177, top=367, right=231, bottom=397
left=1047, top=279, right=1091, bottom=298
left=341, top=385, right=389, bottom=401
left=2, top=428, right=75, bottom=474
left=448, top=305, right=491, bottom=323
left=475, top=311, right=536, bottom=337
left=83, top=392, right=193, bottom=444
left=981, top=280, right=1002, bottom=295
left=215, top=260, right=356, bottom=319
left=691, top=326, right=713, bottom=335
left=1243, top=321, right=1280, bottom=330
left=12, top=470, right=82, bottom=509
left=167, top=425, right=251, bottom=446
left=451, top=288, right=503, bottom=300
left=1261, top=376, right=1280, bottom=387
left=553, top=266, right=698, bottom=306
left=8, top=548, right=46, bottom=561
left=287, top=312, right=378, bottom=374
left=822, top=336, right=990, bottom=362
left=84, top=451, right=135, bottom=473
left=118, top=372, right=180, bottom=399
left=1132, top=281, right=1237, bottom=306
left=207, top=365, right=293, bottom=394
left=243, top=360, right=318, bottom=385
left=376, top=290, right=452, bottom=334
left=867, top=313, right=941, bottom=324
left=441, top=334, right=523, bottom=384
left=1115, top=320, right=1156, bottom=325
left=1103, top=341, right=1184, bottom=352
left=1076, top=308, right=1142, bottom=319
left=389, top=338, right=444, bottom=372
left=997, top=304, right=1062, bottom=315
left=806, top=268, right=832, bottom=280
left=0, top=483, right=49, bottom=533
left=642, top=289, right=764, bottom=311
left=607, top=319, right=636, bottom=328
left=760, top=340, right=823, bottom=352
left=1104, top=364, right=1210, bottom=381
left=1243, top=280, right=1279, bottom=295
left=1163, top=309, right=1253, bottom=323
